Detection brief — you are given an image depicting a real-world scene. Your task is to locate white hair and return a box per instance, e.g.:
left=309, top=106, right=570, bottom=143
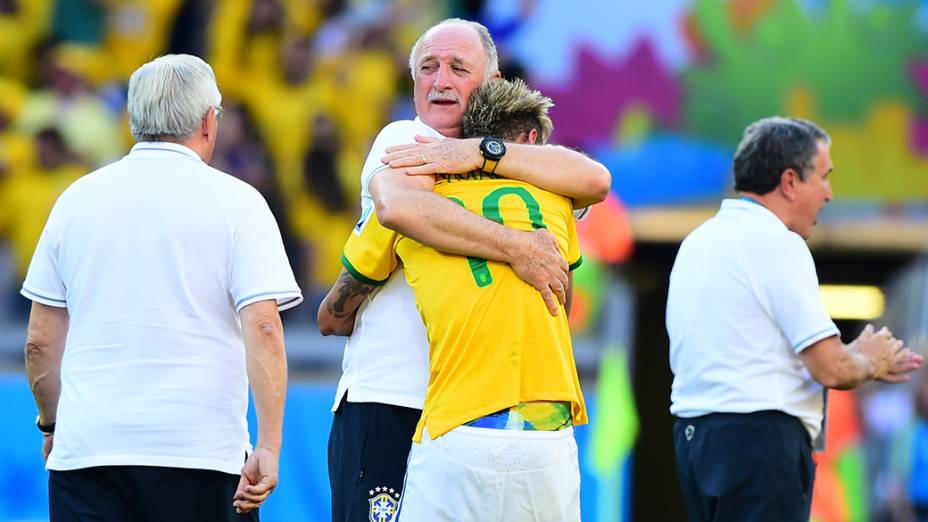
left=408, top=18, right=499, bottom=81
left=127, top=54, right=222, bottom=142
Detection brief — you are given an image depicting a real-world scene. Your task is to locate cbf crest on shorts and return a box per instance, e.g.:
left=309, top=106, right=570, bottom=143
left=368, top=486, right=400, bottom=522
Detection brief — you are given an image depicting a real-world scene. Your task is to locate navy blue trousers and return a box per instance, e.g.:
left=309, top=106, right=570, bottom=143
left=328, top=396, right=421, bottom=522
left=49, top=465, right=256, bottom=522
left=674, top=410, right=816, bottom=522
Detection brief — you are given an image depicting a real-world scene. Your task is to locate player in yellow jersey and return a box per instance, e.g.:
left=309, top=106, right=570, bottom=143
left=341, top=78, right=587, bottom=521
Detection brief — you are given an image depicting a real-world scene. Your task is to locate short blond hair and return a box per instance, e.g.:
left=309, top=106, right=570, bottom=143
left=462, top=77, right=554, bottom=144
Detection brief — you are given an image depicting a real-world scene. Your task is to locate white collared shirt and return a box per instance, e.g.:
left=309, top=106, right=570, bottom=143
left=332, top=118, right=443, bottom=411
left=666, top=198, right=838, bottom=439
left=22, top=142, right=302, bottom=473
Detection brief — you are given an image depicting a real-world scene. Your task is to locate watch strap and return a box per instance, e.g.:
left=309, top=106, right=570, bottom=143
left=36, top=416, right=55, bottom=434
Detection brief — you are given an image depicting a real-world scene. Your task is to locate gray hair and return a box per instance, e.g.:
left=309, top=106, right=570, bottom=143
left=733, top=116, right=831, bottom=195
left=127, top=54, right=222, bottom=142
left=463, top=77, right=553, bottom=144
left=408, top=18, right=499, bottom=81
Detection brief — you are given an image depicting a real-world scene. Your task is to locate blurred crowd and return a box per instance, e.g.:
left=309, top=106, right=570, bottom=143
left=0, top=0, right=488, bottom=318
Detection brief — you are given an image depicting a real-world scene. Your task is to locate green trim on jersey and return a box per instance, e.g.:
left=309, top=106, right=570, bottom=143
left=341, top=254, right=388, bottom=286
left=569, top=256, right=584, bottom=272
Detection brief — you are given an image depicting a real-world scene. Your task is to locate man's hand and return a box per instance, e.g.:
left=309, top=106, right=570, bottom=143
left=42, top=433, right=53, bottom=462
left=233, top=447, right=279, bottom=514
left=507, top=228, right=568, bottom=316
left=382, top=135, right=482, bottom=176
left=851, top=325, right=921, bottom=382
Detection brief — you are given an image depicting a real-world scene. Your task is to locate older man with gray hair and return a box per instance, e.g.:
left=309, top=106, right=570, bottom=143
left=666, top=116, right=922, bottom=521
left=23, top=54, right=301, bottom=521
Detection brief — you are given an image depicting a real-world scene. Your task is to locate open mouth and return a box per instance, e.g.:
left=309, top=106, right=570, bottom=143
left=430, top=99, right=457, bottom=106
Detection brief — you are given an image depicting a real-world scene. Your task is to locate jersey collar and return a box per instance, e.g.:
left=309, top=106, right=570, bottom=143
left=129, top=141, right=204, bottom=163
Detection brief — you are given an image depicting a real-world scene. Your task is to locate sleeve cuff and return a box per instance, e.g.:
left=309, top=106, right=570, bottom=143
left=235, top=291, right=304, bottom=313
left=573, top=206, right=591, bottom=221
left=20, top=286, right=67, bottom=308
left=341, top=255, right=388, bottom=286
left=569, top=256, right=584, bottom=272
left=793, top=326, right=841, bottom=353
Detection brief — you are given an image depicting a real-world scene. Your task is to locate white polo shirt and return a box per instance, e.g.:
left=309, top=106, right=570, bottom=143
left=666, top=198, right=839, bottom=440
left=22, top=142, right=302, bottom=474
left=332, top=118, right=441, bottom=411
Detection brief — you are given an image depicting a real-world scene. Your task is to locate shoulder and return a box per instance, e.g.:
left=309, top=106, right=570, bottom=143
left=373, top=120, right=421, bottom=143
left=51, top=162, right=114, bottom=206
left=202, top=164, right=263, bottom=197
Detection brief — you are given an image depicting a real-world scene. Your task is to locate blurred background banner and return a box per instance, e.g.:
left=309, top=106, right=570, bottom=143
left=1, top=0, right=928, bottom=520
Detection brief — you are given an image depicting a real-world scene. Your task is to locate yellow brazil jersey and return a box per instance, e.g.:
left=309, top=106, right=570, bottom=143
left=341, top=172, right=587, bottom=442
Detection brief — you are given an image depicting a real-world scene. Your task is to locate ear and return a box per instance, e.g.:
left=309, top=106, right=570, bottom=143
left=779, top=168, right=800, bottom=201
left=200, top=109, right=212, bottom=138
left=527, top=128, right=538, bottom=145
left=490, top=70, right=502, bottom=80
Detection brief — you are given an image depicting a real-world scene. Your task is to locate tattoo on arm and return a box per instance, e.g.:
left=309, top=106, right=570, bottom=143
left=326, top=272, right=375, bottom=318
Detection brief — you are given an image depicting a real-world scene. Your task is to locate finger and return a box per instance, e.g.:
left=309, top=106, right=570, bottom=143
left=880, top=373, right=912, bottom=384
left=246, top=478, right=277, bottom=496
left=415, top=135, right=440, bottom=143
left=875, top=326, right=892, bottom=338
left=234, top=489, right=270, bottom=504
left=541, top=289, right=559, bottom=316
left=861, top=324, right=875, bottom=337
left=387, top=156, right=426, bottom=169
left=404, top=167, right=439, bottom=176
left=384, top=143, right=419, bottom=154
left=552, top=281, right=566, bottom=306
left=403, top=164, right=441, bottom=176
left=234, top=500, right=260, bottom=514
left=233, top=473, right=251, bottom=498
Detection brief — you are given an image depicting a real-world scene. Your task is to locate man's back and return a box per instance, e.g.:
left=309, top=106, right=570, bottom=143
left=395, top=174, right=587, bottom=441
left=24, top=142, right=300, bottom=474
left=666, top=198, right=835, bottom=437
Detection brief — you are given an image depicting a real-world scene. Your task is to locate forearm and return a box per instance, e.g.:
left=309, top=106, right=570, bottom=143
left=25, top=349, right=62, bottom=425
left=24, top=304, right=68, bottom=424
left=376, top=183, right=521, bottom=262
left=242, top=302, right=287, bottom=453
left=496, top=144, right=611, bottom=208
left=820, top=348, right=873, bottom=391
left=318, top=269, right=375, bottom=336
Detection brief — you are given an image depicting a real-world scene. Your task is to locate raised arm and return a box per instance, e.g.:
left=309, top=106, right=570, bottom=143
left=370, top=167, right=568, bottom=315
left=234, top=300, right=287, bottom=514
left=382, top=136, right=612, bottom=208
left=25, top=302, right=69, bottom=461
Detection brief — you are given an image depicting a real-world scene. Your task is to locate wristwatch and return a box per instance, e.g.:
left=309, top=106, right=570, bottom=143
left=36, top=415, right=55, bottom=434
left=479, top=137, right=506, bottom=174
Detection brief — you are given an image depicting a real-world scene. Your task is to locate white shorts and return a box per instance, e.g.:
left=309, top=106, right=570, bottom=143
left=396, top=425, right=580, bottom=521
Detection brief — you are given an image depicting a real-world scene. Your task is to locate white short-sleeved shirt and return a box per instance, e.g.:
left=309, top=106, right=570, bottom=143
left=666, top=198, right=839, bottom=440
left=332, top=118, right=442, bottom=411
left=22, top=142, right=302, bottom=474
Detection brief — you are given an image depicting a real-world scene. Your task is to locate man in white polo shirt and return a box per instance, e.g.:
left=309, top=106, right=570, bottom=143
left=318, top=18, right=610, bottom=522
left=22, top=54, right=301, bottom=521
left=666, top=116, right=922, bottom=522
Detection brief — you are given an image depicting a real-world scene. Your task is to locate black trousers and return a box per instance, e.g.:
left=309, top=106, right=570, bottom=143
left=328, top=396, right=421, bottom=522
left=673, top=410, right=816, bottom=522
left=49, top=465, right=257, bottom=522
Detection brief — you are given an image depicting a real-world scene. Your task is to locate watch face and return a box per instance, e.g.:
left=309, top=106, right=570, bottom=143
left=486, top=140, right=504, bottom=156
